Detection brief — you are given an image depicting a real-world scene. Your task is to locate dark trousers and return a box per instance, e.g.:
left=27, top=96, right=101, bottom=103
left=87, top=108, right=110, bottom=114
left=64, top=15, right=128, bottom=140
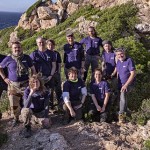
left=83, top=54, right=100, bottom=81
left=51, top=72, right=62, bottom=108
left=45, top=79, right=54, bottom=108
left=63, top=101, right=83, bottom=121
left=88, top=99, right=110, bottom=122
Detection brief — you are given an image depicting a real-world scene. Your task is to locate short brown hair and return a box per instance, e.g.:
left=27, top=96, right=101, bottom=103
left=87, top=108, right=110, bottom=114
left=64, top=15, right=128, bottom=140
left=46, top=39, right=55, bottom=46
left=11, top=41, right=21, bottom=47
left=94, top=68, right=103, bottom=74
left=68, top=67, right=78, bottom=74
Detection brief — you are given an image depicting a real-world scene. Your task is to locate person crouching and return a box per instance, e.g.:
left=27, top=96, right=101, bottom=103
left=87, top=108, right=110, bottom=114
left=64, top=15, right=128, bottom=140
left=62, top=67, right=87, bottom=124
left=89, top=68, right=111, bottom=122
left=21, top=74, right=51, bottom=138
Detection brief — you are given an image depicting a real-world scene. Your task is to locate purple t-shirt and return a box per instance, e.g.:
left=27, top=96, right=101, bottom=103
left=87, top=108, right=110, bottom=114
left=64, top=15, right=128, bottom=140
left=102, top=51, right=116, bottom=75
left=80, top=36, right=102, bottom=56
left=63, top=42, right=85, bottom=69
left=63, top=78, right=85, bottom=101
left=54, top=50, right=62, bottom=72
left=30, top=49, right=56, bottom=77
left=0, top=54, right=33, bottom=82
left=116, top=57, right=135, bottom=88
left=23, top=87, right=50, bottom=116
left=90, top=80, right=110, bottom=102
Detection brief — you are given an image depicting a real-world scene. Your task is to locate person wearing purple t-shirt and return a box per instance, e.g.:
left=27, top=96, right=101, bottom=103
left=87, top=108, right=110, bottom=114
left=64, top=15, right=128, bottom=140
left=62, top=67, right=87, bottom=124
left=102, top=40, right=117, bottom=78
left=64, top=31, right=85, bottom=79
left=80, top=26, right=103, bottom=81
left=46, top=39, right=62, bottom=108
left=115, top=48, right=136, bottom=124
left=30, top=37, right=56, bottom=109
left=0, top=41, right=36, bottom=127
left=21, top=74, right=51, bottom=138
left=102, top=40, right=118, bottom=101
left=89, top=68, right=110, bottom=122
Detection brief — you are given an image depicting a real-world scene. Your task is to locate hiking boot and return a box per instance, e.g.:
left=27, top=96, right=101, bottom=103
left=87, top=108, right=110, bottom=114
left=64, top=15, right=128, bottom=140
left=118, top=113, right=126, bottom=124
left=21, top=126, right=32, bottom=138
left=12, top=119, right=20, bottom=127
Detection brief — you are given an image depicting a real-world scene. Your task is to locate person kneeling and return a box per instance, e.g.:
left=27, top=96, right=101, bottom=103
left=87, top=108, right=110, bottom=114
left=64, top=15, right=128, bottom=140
left=21, top=74, right=51, bottom=138
left=62, top=67, right=87, bottom=124
left=89, top=68, right=110, bottom=122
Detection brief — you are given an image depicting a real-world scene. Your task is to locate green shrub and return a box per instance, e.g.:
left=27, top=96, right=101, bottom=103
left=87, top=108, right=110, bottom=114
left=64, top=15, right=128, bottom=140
left=17, top=27, right=35, bottom=41
left=0, top=91, right=9, bottom=113
left=114, top=36, right=150, bottom=72
left=144, top=139, right=150, bottom=149
left=26, top=0, right=42, bottom=17
left=0, top=27, right=15, bottom=54
left=131, top=98, right=150, bottom=125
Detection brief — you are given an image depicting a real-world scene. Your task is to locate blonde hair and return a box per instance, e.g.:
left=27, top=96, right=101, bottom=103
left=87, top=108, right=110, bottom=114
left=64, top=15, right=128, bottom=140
left=29, top=73, right=46, bottom=94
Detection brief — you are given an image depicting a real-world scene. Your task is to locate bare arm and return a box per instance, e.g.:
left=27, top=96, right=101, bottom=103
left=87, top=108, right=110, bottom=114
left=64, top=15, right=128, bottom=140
left=0, top=66, right=11, bottom=84
left=101, top=92, right=110, bottom=112
left=48, top=62, right=56, bottom=80
left=0, top=67, right=6, bottom=80
left=63, top=92, right=75, bottom=117
left=91, top=94, right=101, bottom=111
left=65, top=101, right=76, bottom=117
left=111, top=67, right=117, bottom=77
left=30, top=66, right=36, bottom=75
left=121, top=70, right=136, bottom=92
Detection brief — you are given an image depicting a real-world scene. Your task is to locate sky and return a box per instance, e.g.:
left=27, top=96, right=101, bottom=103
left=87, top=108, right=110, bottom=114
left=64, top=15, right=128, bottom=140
left=0, top=0, right=57, bottom=12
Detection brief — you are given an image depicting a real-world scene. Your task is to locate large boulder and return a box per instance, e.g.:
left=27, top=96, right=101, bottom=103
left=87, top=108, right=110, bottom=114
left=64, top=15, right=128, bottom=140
left=37, top=6, right=58, bottom=20
left=40, top=18, right=58, bottom=29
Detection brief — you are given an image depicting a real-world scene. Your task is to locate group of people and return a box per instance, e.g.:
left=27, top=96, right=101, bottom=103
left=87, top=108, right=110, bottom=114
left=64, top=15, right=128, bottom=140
left=0, top=26, right=136, bottom=138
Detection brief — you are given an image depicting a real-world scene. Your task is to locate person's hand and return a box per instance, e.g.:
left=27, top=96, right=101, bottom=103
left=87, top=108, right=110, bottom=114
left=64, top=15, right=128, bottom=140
left=70, top=109, right=76, bottom=117
left=96, top=105, right=102, bottom=112
left=74, top=104, right=82, bottom=110
left=101, top=106, right=105, bottom=113
left=121, top=85, right=128, bottom=92
left=4, top=78, right=11, bottom=85
left=48, top=75, right=52, bottom=81
left=30, top=83, right=39, bottom=95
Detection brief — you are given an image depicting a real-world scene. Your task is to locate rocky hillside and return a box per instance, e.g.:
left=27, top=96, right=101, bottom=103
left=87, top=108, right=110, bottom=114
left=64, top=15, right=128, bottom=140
left=0, top=1, right=150, bottom=149
left=16, top=0, right=150, bottom=32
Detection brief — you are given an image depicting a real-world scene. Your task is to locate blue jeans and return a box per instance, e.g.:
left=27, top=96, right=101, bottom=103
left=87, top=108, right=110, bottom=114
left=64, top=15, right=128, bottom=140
left=119, top=85, right=133, bottom=114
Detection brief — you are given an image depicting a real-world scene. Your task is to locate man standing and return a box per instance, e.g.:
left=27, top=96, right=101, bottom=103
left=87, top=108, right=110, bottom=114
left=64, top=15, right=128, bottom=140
left=30, top=37, right=56, bottom=108
left=115, top=48, right=136, bottom=124
left=80, top=26, right=103, bottom=81
left=0, top=41, right=36, bottom=126
left=64, top=31, right=85, bottom=79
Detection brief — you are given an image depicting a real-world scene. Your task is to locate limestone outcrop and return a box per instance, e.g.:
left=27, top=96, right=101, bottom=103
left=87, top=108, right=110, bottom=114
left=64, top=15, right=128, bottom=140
left=15, top=0, right=150, bottom=33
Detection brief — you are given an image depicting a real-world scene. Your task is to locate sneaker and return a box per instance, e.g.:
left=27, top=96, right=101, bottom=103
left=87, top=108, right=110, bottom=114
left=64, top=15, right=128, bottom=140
left=12, top=119, right=20, bottom=127
left=118, top=113, right=126, bottom=124
left=21, top=126, right=32, bottom=138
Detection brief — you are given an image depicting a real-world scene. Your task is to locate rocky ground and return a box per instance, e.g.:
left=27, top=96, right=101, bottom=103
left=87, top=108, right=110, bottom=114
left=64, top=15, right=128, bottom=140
left=0, top=111, right=150, bottom=150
